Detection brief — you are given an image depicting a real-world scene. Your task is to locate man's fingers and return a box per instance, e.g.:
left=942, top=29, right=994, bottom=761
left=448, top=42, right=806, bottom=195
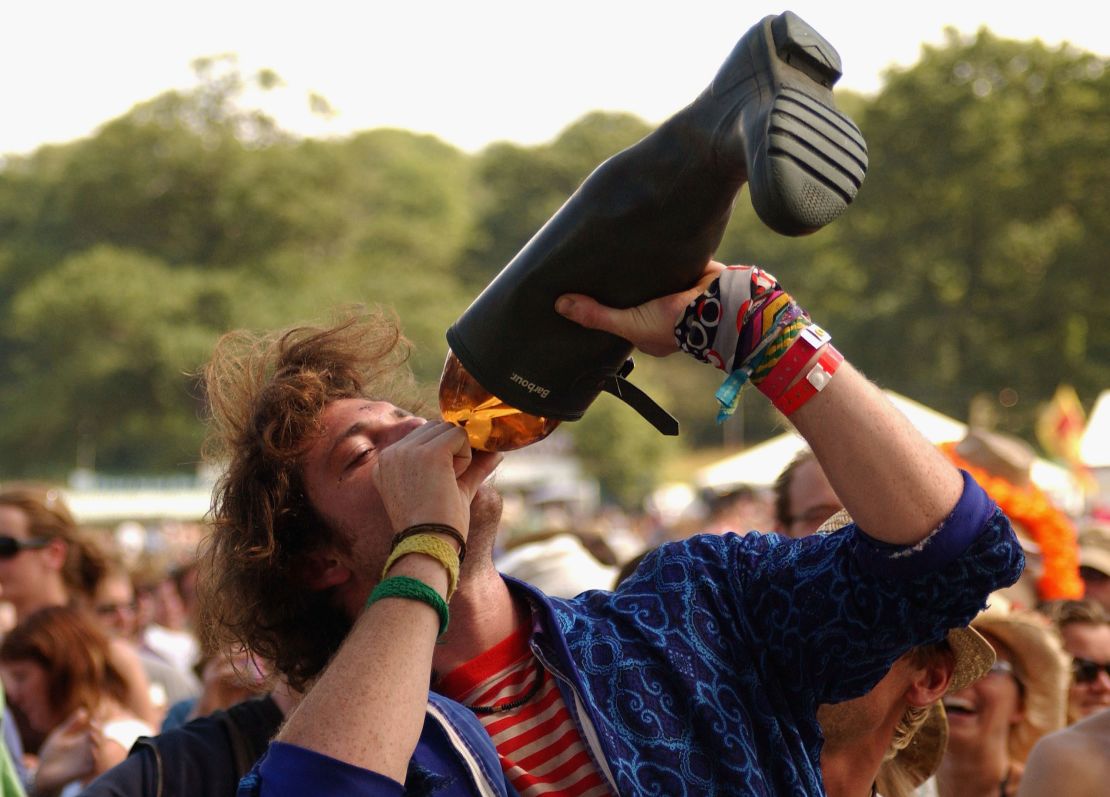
left=458, top=450, right=503, bottom=497
left=62, top=708, right=91, bottom=731
left=559, top=293, right=638, bottom=334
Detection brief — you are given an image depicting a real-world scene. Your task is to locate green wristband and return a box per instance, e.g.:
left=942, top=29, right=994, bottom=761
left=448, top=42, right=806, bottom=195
left=366, top=576, right=449, bottom=636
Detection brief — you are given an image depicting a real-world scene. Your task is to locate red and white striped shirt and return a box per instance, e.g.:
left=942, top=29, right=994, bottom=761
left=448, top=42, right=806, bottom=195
left=438, top=628, right=613, bottom=797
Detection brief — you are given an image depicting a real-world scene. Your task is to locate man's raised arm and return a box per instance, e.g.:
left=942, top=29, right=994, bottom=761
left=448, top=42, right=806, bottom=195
left=556, top=262, right=962, bottom=546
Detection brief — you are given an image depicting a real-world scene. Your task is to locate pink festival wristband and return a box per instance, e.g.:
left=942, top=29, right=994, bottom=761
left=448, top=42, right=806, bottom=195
left=772, top=345, right=844, bottom=416
left=757, top=325, right=832, bottom=400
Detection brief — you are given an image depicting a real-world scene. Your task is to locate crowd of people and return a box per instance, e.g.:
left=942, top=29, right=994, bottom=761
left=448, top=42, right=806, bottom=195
left=1, top=11, right=1107, bottom=796
left=0, top=433, right=1106, bottom=795
left=0, top=485, right=271, bottom=794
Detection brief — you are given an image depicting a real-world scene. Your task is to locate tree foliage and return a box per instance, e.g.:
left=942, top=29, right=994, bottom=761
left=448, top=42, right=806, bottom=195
left=0, top=33, right=1106, bottom=496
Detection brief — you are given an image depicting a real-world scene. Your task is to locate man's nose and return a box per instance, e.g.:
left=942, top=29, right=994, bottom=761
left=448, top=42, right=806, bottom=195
left=380, top=415, right=427, bottom=448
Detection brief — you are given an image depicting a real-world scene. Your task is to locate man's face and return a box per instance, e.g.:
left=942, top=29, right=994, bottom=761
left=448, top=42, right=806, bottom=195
left=0, top=505, right=61, bottom=612
left=817, top=653, right=918, bottom=747
left=92, top=574, right=138, bottom=639
left=783, top=458, right=842, bottom=538
left=301, top=399, right=425, bottom=605
left=300, top=398, right=502, bottom=613
left=1060, top=621, right=1110, bottom=720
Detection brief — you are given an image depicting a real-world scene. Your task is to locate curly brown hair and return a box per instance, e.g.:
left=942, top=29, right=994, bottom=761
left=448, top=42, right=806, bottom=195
left=197, top=307, right=422, bottom=690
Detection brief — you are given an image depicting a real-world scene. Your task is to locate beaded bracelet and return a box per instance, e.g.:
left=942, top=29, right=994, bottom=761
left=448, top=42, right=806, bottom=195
left=366, top=576, right=450, bottom=636
left=392, top=523, right=467, bottom=565
left=381, top=533, right=460, bottom=600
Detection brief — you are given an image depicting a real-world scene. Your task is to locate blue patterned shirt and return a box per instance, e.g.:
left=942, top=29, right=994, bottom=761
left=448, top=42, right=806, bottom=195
left=518, top=471, right=1023, bottom=795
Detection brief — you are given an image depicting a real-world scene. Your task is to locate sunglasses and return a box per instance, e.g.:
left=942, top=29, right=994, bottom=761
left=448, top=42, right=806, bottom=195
left=1072, top=657, right=1110, bottom=685
left=988, top=660, right=1017, bottom=678
left=1079, top=566, right=1109, bottom=584
left=95, top=601, right=137, bottom=617
left=0, top=536, right=52, bottom=559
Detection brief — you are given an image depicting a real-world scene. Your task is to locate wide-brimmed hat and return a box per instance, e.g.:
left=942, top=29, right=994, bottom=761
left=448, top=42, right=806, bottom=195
left=1078, top=523, right=1110, bottom=577
left=876, top=702, right=948, bottom=797
left=969, top=594, right=1069, bottom=762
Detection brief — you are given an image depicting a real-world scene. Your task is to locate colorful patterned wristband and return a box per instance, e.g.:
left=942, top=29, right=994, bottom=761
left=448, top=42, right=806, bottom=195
left=366, top=576, right=450, bottom=636
left=772, top=346, right=844, bottom=416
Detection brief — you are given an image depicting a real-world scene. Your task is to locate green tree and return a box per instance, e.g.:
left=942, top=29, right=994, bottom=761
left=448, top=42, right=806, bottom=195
left=567, top=391, right=681, bottom=509
left=457, top=112, right=652, bottom=289
left=0, top=246, right=233, bottom=475
left=835, top=29, right=1109, bottom=436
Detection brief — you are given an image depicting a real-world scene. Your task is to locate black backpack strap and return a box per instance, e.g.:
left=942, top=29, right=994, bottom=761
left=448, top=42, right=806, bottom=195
left=129, top=736, right=164, bottom=797
left=213, top=710, right=253, bottom=779
left=217, top=696, right=285, bottom=778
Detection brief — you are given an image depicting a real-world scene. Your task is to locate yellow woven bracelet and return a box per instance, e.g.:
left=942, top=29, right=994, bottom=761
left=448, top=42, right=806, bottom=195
left=381, top=534, right=460, bottom=600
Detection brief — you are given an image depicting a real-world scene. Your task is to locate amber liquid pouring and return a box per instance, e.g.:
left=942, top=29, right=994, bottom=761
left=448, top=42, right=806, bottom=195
left=438, top=351, right=561, bottom=452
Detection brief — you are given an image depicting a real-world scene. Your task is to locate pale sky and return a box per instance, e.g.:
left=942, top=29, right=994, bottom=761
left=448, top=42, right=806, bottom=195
left=3, top=1, right=1108, bottom=157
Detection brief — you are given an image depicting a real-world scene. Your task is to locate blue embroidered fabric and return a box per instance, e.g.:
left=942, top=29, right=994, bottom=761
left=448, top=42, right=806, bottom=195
left=237, top=474, right=1022, bottom=797
left=521, top=479, right=1023, bottom=796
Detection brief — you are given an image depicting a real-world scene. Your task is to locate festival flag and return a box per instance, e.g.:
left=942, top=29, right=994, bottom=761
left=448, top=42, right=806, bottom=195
left=1036, top=384, right=1087, bottom=464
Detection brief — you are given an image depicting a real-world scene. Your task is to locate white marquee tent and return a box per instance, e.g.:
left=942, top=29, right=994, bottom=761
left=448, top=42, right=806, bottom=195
left=695, top=391, right=1084, bottom=515
left=1080, top=389, right=1110, bottom=468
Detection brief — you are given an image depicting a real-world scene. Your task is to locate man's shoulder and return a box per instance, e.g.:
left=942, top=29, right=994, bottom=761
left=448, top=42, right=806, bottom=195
left=84, top=696, right=283, bottom=796
left=1021, top=710, right=1110, bottom=796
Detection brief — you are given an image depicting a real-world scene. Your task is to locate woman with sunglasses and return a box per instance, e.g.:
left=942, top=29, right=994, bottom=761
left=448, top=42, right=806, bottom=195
left=0, top=487, right=159, bottom=751
left=0, top=606, right=154, bottom=795
left=936, top=597, right=1068, bottom=797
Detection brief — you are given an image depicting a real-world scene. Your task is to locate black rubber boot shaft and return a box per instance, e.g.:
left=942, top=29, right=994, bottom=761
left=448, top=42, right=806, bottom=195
left=446, top=11, right=867, bottom=423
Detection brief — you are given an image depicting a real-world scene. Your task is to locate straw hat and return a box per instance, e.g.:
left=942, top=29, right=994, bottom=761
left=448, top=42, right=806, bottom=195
left=875, top=631, right=996, bottom=795
left=969, top=594, right=1069, bottom=762
left=876, top=702, right=948, bottom=797
left=1078, top=523, right=1110, bottom=577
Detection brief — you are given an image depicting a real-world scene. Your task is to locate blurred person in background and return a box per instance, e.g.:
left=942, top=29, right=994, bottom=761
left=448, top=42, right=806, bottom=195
left=0, top=606, right=154, bottom=795
left=1016, top=705, right=1110, bottom=797
left=82, top=681, right=296, bottom=797
left=772, top=448, right=843, bottom=538
left=160, top=644, right=267, bottom=732
left=1043, top=599, right=1110, bottom=723
left=700, top=484, right=775, bottom=536
left=1076, top=523, right=1110, bottom=613
left=90, top=559, right=200, bottom=724
left=0, top=486, right=156, bottom=772
left=0, top=486, right=100, bottom=624
left=494, top=528, right=618, bottom=599
left=936, top=597, right=1068, bottom=797
left=136, top=560, right=199, bottom=678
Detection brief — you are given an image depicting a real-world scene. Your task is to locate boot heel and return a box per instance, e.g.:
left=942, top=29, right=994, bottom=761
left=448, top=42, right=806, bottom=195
left=748, top=11, right=869, bottom=234
left=771, top=11, right=842, bottom=88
